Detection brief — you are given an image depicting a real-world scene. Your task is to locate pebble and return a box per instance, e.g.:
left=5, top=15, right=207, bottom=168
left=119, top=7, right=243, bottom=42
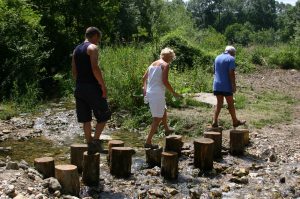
left=6, top=162, right=19, bottom=170
left=148, top=188, right=165, bottom=198
left=165, top=187, right=178, bottom=195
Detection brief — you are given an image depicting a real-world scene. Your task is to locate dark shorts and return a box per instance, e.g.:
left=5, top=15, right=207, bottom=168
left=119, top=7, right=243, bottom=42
left=74, top=83, right=111, bottom=123
left=213, top=91, right=233, bottom=96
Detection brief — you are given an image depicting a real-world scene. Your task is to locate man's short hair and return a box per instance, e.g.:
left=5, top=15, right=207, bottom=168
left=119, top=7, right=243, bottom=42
left=225, top=45, right=236, bottom=53
left=85, top=27, right=102, bottom=39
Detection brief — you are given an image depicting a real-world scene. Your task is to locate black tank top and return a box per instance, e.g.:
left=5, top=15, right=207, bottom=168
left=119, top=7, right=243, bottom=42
left=74, top=42, right=98, bottom=85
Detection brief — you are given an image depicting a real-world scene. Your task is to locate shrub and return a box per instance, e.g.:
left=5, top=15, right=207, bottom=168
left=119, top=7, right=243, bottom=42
left=269, top=45, right=299, bottom=69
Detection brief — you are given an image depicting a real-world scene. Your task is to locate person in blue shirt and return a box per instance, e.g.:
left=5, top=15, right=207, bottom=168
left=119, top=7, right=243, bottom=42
left=212, top=46, right=246, bottom=128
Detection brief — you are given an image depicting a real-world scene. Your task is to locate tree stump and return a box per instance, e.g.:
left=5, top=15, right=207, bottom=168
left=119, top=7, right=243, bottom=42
left=107, top=140, right=124, bottom=164
left=145, top=147, right=163, bottom=167
left=205, top=125, right=223, bottom=134
left=239, top=129, right=250, bottom=146
left=230, top=130, right=245, bottom=155
left=82, top=152, right=100, bottom=186
left=165, top=135, right=183, bottom=156
left=34, top=157, right=55, bottom=178
left=110, top=147, right=135, bottom=178
left=70, top=143, right=88, bottom=172
left=194, top=138, right=214, bottom=171
left=55, top=164, right=80, bottom=196
left=161, top=151, right=178, bottom=180
left=204, top=131, right=222, bottom=159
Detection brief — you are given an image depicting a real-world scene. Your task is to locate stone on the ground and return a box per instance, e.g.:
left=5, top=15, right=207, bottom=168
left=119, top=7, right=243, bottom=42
left=166, top=187, right=178, bottom=195
left=6, top=161, right=19, bottom=170
left=4, top=184, right=16, bottom=198
left=2, top=129, right=12, bottom=134
left=14, top=194, right=28, bottom=199
left=48, top=177, right=61, bottom=192
left=148, top=188, right=164, bottom=198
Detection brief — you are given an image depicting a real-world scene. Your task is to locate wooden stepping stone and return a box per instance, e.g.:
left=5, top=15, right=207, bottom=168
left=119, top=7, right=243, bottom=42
left=161, top=151, right=178, bottom=180
left=194, top=138, right=214, bottom=171
left=82, top=152, right=100, bottom=186
left=238, top=129, right=250, bottom=146
left=205, top=125, right=223, bottom=134
left=34, top=157, right=55, bottom=178
left=55, top=164, right=80, bottom=196
left=70, top=143, right=88, bottom=172
left=107, top=140, right=124, bottom=164
left=165, top=135, right=183, bottom=156
left=145, top=147, right=163, bottom=167
left=204, top=131, right=222, bottom=159
left=230, top=130, right=245, bottom=155
left=110, top=147, right=135, bottom=178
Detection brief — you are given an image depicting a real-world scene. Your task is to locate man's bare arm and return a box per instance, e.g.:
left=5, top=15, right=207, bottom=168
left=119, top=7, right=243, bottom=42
left=71, top=51, right=77, bottom=80
left=88, top=44, right=107, bottom=98
left=229, top=69, right=236, bottom=93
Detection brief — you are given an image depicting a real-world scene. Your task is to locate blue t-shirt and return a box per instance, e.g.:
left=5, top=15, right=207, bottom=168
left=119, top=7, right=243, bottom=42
left=213, top=52, right=236, bottom=92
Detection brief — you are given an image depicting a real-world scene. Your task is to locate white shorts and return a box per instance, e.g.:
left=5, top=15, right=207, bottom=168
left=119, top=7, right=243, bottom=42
left=146, top=94, right=166, bottom=118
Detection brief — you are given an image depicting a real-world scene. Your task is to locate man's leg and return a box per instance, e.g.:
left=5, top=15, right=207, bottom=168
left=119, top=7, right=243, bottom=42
left=146, top=117, right=161, bottom=145
left=225, top=95, right=238, bottom=125
left=83, top=122, right=93, bottom=143
left=94, top=122, right=106, bottom=140
left=213, top=95, right=224, bottom=126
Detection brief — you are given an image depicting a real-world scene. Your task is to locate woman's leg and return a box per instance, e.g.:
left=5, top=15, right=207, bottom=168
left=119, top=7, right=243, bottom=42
left=213, top=95, right=224, bottom=125
left=225, top=95, right=238, bottom=125
left=161, top=109, right=170, bottom=131
left=146, top=117, right=162, bottom=144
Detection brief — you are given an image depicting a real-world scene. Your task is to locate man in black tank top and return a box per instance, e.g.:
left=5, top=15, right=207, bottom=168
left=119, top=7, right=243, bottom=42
left=72, top=27, right=111, bottom=154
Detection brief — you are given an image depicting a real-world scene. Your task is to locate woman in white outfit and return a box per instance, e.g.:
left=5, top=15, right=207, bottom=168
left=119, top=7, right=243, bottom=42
left=142, top=48, right=180, bottom=149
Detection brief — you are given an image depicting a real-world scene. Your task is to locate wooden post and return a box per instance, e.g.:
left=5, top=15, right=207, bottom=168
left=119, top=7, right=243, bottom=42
left=82, top=152, right=100, bottom=186
left=107, top=140, right=124, bottom=164
left=55, top=164, right=80, bottom=196
left=161, top=151, right=178, bottom=180
left=239, top=129, right=250, bottom=146
left=165, top=135, right=183, bottom=156
left=205, top=125, right=223, bottom=134
left=70, top=143, right=88, bottom=172
left=110, top=147, right=135, bottom=178
left=145, top=147, right=162, bottom=167
left=34, top=157, right=55, bottom=178
left=194, top=138, right=214, bottom=171
left=204, top=132, right=222, bottom=159
left=230, top=130, right=244, bottom=155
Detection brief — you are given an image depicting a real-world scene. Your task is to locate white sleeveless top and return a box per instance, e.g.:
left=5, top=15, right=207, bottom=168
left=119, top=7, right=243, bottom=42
left=146, top=64, right=165, bottom=95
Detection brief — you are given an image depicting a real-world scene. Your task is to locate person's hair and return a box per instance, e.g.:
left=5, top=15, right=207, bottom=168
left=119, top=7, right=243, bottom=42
left=225, top=45, right=236, bottom=53
left=160, top=47, right=176, bottom=60
left=85, top=27, right=102, bottom=39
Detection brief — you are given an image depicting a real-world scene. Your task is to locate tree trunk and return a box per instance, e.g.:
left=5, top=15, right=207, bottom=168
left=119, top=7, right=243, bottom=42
left=205, top=125, right=223, bottom=134
left=107, top=140, right=124, bottom=164
left=204, top=132, right=222, bottom=159
left=82, top=152, right=100, bottom=186
left=110, top=147, right=135, bottom=178
left=194, top=138, right=214, bottom=171
left=70, top=143, right=88, bottom=173
left=161, top=151, right=178, bottom=180
left=55, top=164, right=80, bottom=196
left=34, top=157, right=55, bottom=179
left=145, top=147, right=162, bottom=167
left=239, top=129, right=250, bottom=146
left=165, top=135, right=183, bottom=156
left=230, top=130, right=245, bottom=155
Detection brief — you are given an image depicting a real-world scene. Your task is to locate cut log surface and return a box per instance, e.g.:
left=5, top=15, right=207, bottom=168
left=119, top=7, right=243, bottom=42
left=55, top=164, right=80, bottom=196
left=165, top=135, right=184, bottom=156
left=82, top=152, right=100, bottom=186
left=107, top=140, right=125, bottom=163
left=34, top=157, right=55, bottom=178
left=70, top=143, right=88, bottom=172
left=110, top=147, right=135, bottom=178
left=194, top=138, right=214, bottom=171
left=204, top=131, right=222, bottom=159
left=205, top=125, right=223, bottom=134
left=230, top=130, right=245, bottom=155
left=145, top=147, right=163, bottom=167
left=161, top=151, right=178, bottom=180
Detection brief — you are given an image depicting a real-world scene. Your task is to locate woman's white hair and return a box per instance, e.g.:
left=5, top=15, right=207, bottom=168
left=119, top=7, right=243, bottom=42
left=160, top=47, right=176, bottom=60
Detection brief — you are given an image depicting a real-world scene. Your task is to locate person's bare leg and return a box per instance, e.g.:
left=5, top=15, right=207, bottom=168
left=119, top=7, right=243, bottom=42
left=225, top=96, right=238, bottom=124
left=146, top=117, right=161, bottom=144
left=83, top=122, right=93, bottom=143
left=161, top=109, right=170, bottom=131
left=94, top=122, right=106, bottom=140
left=213, top=95, right=224, bottom=125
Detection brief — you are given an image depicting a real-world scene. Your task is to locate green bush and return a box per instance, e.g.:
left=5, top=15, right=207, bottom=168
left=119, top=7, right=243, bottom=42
left=224, top=23, right=254, bottom=46
left=269, top=45, right=299, bottom=69
left=250, top=29, right=276, bottom=45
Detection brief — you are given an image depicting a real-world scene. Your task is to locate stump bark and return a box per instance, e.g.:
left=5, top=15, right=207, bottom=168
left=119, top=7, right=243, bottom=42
left=55, top=164, right=80, bottom=196
left=34, top=157, right=55, bottom=178
left=239, top=129, right=250, bottom=146
left=107, top=140, right=124, bottom=164
left=70, top=143, right=88, bottom=172
left=205, top=125, right=223, bottom=134
left=194, top=138, right=214, bottom=171
left=82, top=152, right=100, bottom=186
left=204, top=132, right=222, bottom=159
left=161, top=151, right=178, bottom=180
left=165, top=135, right=183, bottom=156
left=230, top=130, right=245, bottom=155
left=145, top=147, right=163, bottom=167
left=110, top=147, right=135, bottom=178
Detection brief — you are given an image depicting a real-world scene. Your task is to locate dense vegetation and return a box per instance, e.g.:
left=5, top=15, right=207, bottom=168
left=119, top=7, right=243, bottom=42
left=0, top=0, right=299, bottom=119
